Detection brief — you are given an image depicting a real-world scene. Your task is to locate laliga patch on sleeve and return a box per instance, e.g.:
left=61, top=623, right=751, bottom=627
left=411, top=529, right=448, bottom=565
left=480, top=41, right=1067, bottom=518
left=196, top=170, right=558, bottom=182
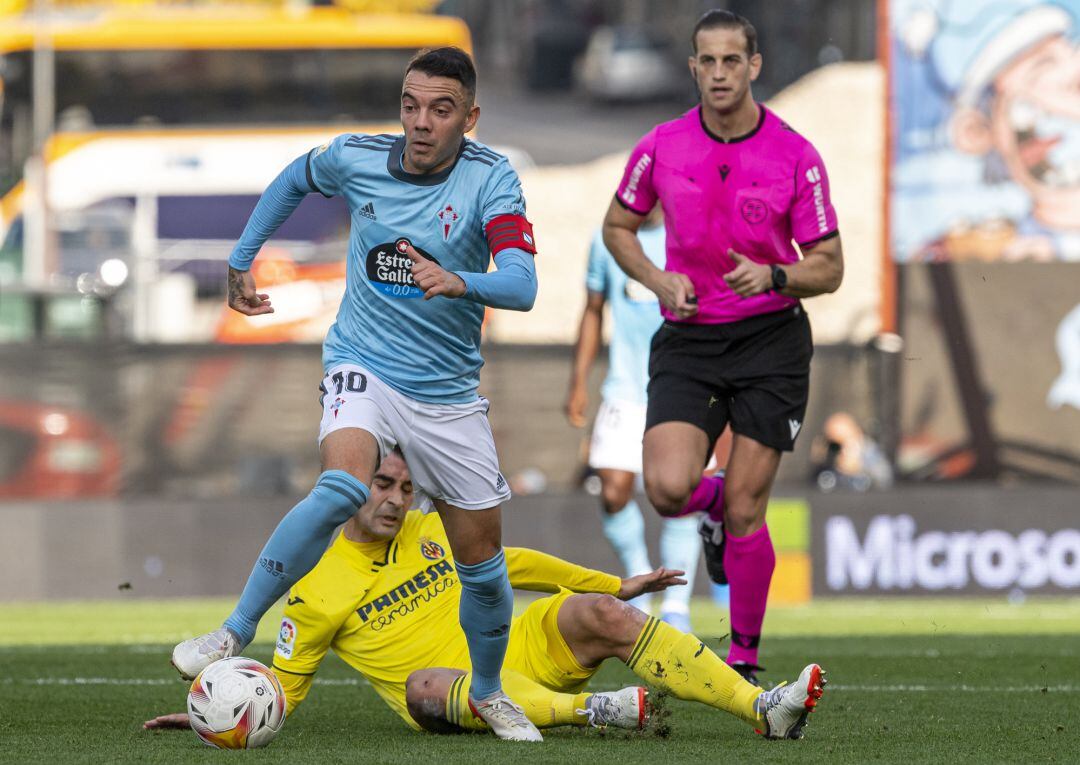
left=485, top=214, right=537, bottom=255
left=275, top=617, right=297, bottom=659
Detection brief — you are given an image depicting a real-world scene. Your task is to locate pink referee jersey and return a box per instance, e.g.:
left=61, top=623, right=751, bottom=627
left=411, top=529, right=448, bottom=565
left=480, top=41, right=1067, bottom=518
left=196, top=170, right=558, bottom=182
left=616, top=104, right=838, bottom=324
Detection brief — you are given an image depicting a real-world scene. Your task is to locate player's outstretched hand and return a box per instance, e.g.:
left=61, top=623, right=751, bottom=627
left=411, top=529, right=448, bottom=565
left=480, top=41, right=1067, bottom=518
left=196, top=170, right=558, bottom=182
left=618, top=567, right=687, bottom=600
left=652, top=271, right=698, bottom=319
left=143, top=712, right=191, bottom=730
left=723, top=249, right=772, bottom=297
left=405, top=245, right=467, bottom=301
left=227, top=266, right=274, bottom=316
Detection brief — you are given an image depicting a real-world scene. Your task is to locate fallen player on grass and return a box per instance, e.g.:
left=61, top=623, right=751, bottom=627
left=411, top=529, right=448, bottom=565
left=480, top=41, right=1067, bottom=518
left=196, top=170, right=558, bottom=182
left=146, top=450, right=825, bottom=739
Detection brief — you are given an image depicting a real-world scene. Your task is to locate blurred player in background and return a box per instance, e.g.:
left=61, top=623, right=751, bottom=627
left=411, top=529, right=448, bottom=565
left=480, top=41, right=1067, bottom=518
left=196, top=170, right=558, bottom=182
left=565, top=207, right=702, bottom=632
left=171, top=47, right=544, bottom=739
left=148, top=450, right=826, bottom=740
left=603, top=10, right=844, bottom=683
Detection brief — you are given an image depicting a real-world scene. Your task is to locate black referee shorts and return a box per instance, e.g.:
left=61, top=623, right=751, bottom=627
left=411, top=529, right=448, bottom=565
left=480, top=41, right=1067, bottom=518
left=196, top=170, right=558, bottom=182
left=645, top=305, right=813, bottom=454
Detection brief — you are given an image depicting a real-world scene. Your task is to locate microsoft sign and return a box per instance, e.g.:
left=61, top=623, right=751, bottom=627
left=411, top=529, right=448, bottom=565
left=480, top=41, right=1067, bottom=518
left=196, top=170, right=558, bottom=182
left=810, top=488, right=1080, bottom=595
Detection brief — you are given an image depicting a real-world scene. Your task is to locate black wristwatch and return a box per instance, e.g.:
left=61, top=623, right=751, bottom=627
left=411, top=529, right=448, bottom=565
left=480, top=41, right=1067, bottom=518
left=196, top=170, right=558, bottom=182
left=770, top=264, right=788, bottom=291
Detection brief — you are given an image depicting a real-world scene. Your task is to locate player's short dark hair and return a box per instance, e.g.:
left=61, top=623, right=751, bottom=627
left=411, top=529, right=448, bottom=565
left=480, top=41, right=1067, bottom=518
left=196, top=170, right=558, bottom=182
left=405, top=46, right=477, bottom=101
left=692, top=9, right=758, bottom=56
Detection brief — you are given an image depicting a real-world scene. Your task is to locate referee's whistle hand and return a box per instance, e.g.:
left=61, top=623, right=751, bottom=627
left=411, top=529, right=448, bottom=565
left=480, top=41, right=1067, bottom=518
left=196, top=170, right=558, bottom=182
left=656, top=271, right=699, bottom=319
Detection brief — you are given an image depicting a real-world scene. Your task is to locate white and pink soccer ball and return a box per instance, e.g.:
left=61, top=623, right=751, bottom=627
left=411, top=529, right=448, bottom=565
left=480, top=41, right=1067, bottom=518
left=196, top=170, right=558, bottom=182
left=186, top=657, right=286, bottom=749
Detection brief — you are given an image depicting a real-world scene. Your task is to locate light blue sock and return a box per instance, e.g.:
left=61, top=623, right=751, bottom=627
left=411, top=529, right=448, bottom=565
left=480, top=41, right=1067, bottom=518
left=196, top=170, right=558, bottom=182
left=223, top=470, right=368, bottom=647
left=601, top=499, right=653, bottom=578
left=456, top=549, right=513, bottom=701
left=660, top=516, right=701, bottom=613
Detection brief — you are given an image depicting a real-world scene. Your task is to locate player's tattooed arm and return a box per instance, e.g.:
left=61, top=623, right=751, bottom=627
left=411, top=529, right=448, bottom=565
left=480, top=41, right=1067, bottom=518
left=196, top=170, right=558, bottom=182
left=227, top=266, right=275, bottom=316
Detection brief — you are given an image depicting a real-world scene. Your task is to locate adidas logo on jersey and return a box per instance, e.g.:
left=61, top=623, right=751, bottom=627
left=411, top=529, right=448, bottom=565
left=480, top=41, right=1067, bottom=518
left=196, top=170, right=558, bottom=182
left=359, top=201, right=377, bottom=221
left=495, top=473, right=507, bottom=491
left=789, top=419, right=802, bottom=439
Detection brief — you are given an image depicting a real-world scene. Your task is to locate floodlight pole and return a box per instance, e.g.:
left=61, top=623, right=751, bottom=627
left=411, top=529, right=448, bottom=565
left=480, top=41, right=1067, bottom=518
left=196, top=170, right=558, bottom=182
left=24, top=0, right=55, bottom=290
left=131, top=192, right=159, bottom=342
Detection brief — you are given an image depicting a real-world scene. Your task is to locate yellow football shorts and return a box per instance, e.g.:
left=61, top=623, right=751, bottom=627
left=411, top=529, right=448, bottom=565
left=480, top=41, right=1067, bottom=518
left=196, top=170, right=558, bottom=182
left=502, top=587, right=596, bottom=694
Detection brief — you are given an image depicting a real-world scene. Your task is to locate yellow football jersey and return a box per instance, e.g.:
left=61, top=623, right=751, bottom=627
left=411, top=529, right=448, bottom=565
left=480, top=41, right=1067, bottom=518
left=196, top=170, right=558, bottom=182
left=271, top=510, right=620, bottom=727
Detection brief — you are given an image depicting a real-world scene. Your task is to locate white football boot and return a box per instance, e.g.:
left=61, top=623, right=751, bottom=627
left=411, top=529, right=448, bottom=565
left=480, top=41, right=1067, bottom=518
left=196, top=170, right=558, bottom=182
left=471, top=694, right=544, bottom=742
left=578, top=686, right=650, bottom=730
left=755, top=663, right=827, bottom=740
left=170, top=628, right=240, bottom=680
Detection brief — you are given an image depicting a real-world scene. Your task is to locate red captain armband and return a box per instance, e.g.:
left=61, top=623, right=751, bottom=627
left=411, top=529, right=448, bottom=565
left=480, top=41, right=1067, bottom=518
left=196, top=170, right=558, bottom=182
left=485, top=214, right=537, bottom=256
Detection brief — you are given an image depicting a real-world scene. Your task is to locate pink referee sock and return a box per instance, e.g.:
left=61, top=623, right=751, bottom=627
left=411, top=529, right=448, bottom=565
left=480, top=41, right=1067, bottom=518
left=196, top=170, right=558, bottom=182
left=675, top=473, right=726, bottom=521
left=724, top=523, right=775, bottom=666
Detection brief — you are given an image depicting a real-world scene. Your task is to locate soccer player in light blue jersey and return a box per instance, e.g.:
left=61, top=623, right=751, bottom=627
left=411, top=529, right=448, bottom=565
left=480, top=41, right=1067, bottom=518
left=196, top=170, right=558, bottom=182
left=565, top=207, right=703, bottom=633
left=172, top=48, right=543, bottom=742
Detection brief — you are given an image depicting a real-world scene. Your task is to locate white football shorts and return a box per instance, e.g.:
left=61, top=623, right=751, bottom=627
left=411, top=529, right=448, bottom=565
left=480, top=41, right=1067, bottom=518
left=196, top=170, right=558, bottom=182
left=317, top=363, right=511, bottom=512
left=588, top=398, right=646, bottom=474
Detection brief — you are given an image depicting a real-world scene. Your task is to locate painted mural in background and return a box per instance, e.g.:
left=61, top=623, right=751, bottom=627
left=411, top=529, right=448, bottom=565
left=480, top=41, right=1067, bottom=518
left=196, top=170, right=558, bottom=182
left=890, top=0, right=1080, bottom=263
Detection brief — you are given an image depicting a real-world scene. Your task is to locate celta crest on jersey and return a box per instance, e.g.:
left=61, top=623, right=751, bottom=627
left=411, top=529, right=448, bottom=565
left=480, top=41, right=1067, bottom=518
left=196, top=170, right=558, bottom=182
left=436, top=204, right=459, bottom=241
left=365, top=238, right=440, bottom=299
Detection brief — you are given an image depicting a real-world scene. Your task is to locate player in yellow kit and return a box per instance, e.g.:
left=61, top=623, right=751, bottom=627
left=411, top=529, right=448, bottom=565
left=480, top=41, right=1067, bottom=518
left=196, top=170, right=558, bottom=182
left=147, top=449, right=825, bottom=740
left=267, top=461, right=668, bottom=732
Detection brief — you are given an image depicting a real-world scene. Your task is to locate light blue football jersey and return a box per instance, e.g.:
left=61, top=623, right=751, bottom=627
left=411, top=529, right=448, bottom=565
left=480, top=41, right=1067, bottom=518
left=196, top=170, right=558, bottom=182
left=585, top=224, right=666, bottom=405
left=308, top=133, right=527, bottom=404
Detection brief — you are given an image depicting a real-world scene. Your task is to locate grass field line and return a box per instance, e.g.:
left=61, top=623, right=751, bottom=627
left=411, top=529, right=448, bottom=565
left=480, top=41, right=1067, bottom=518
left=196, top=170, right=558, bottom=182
left=826, top=684, right=1075, bottom=692
left=4, top=676, right=1077, bottom=694
left=4, top=643, right=1077, bottom=661
left=8, top=597, right=1080, bottom=646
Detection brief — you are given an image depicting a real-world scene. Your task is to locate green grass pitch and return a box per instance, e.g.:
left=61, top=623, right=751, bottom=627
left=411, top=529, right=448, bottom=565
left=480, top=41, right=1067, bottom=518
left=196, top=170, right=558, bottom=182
left=3, top=598, right=1078, bottom=763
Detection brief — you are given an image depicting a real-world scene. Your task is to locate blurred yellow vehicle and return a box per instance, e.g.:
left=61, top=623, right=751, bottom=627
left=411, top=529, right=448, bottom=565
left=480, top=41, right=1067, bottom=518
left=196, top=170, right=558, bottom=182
left=0, top=2, right=470, bottom=339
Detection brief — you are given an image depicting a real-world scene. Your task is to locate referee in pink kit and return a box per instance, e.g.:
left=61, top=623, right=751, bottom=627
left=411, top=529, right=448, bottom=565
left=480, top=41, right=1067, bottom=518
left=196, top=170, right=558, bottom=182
left=602, top=9, right=844, bottom=684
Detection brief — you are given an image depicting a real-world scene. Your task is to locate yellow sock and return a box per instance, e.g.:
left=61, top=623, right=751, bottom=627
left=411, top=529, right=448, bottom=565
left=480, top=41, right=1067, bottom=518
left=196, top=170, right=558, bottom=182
left=446, top=670, right=592, bottom=731
left=627, top=616, right=762, bottom=728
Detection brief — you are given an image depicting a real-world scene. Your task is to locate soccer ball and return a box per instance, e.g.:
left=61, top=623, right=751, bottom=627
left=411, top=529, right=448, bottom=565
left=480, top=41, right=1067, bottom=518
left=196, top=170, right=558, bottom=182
left=186, top=657, right=286, bottom=749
